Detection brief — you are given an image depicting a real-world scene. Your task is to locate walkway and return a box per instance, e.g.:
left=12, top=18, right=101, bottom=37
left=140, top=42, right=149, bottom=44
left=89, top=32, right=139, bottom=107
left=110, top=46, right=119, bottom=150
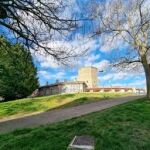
left=0, top=95, right=143, bottom=134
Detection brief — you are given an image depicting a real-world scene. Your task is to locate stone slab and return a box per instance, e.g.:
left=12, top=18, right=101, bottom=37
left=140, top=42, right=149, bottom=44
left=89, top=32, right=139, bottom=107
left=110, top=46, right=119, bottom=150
left=68, top=135, right=94, bottom=150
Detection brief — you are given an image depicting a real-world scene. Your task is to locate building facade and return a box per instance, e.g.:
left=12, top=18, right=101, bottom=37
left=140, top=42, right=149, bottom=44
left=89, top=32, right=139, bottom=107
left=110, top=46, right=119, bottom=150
left=34, top=81, right=87, bottom=97
left=86, top=87, right=145, bottom=94
left=77, top=66, right=98, bottom=88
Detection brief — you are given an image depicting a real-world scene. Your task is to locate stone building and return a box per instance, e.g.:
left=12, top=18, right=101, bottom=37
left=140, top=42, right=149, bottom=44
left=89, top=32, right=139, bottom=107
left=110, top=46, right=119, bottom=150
left=34, top=81, right=87, bottom=97
left=77, top=66, right=98, bottom=88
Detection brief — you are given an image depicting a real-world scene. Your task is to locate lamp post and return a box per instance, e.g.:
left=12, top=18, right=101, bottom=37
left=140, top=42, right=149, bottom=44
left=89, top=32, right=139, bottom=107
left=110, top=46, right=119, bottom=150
left=99, top=70, right=104, bottom=73
left=98, top=70, right=104, bottom=88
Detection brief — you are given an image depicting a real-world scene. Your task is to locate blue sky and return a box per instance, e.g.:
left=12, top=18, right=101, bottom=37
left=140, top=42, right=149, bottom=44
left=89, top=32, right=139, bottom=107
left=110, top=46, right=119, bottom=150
left=0, top=0, right=146, bottom=89
left=35, top=42, right=146, bottom=89
left=34, top=0, right=146, bottom=89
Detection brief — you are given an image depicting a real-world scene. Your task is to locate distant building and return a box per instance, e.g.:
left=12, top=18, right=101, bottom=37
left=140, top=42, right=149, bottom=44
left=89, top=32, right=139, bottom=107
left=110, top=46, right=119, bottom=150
left=33, top=81, right=87, bottom=97
left=86, top=87, right=145, bottom=94
left=77, top=66, right=98, bottom=88
left=32, top=66, right=146, bottom=97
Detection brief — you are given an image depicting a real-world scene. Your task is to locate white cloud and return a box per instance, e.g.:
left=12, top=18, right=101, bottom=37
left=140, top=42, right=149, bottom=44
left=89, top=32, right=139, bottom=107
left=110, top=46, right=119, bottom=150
left=60, top=0, right=81, bottom=18
left=127, top=79, right=146, bottom=87
left=86, top=54, right=100, bottom=64
left=99, top=73, right=114, bottom=81
left=99, top=65, right=146, bottom=88
left=94, top=60, right=110, bottom=71
left=113, top=62, right=144, bottom=74
left=32, top=33, right=98, bottom=69
left=99, top=33, right=128, bottom=52
left=55, top=72, right=65, bottom=79
left=38, top=70, right=51, bottom=80
left=78, top=53, right=101, bottom=67
left=40, top=61, right=58, bottom=69
left=100, top=70, right=144, bottom=82
left=38, top=70, right=65, bottom=80
left=32, top=52, right=59, bottom=69
left=109, top=79, right=146, bottom=88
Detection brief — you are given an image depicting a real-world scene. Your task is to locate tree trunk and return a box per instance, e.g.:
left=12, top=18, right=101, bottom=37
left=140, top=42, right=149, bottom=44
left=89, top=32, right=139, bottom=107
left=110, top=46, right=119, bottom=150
left=142, top=56, right=150, bottom=99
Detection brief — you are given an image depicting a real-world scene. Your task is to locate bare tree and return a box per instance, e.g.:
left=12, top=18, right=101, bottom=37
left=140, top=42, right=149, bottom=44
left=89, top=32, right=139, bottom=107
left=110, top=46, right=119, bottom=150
left=0, top=0, right=83, bottom=63
left=89, top=0, right=150, bottom=99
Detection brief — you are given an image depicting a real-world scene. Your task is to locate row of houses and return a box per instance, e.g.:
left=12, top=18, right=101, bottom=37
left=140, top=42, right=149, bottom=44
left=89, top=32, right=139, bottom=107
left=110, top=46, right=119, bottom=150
left=87, top=87, right=145, bottom=94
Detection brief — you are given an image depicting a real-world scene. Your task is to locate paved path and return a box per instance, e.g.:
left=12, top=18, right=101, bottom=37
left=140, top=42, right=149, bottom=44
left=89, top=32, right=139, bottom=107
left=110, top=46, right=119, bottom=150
left=0, top=95, right=143, bottom=134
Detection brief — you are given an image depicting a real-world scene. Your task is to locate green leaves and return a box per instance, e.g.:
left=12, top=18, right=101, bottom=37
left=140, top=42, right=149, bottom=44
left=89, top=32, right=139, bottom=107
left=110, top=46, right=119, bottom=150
left=0, top=36, right=39, bottom=100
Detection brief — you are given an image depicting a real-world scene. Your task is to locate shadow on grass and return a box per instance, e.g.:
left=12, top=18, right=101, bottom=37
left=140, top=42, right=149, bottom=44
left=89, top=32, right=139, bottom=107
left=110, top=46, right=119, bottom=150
left=46, top=96, right=111, bottom=111
left=51, top=93, right=76, bottom=100
left=0, top=98, right=149, bottom=150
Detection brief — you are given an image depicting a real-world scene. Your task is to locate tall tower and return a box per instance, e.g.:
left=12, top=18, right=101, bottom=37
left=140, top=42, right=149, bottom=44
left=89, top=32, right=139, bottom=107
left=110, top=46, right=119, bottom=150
left=77, top=66, right=98, bottom=88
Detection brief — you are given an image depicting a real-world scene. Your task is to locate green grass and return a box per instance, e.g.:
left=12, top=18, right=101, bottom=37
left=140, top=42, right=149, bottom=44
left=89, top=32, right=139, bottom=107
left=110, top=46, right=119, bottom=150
left=0, top=98, right=149, bottom=150
left=0, top=92, right=128, bottom=120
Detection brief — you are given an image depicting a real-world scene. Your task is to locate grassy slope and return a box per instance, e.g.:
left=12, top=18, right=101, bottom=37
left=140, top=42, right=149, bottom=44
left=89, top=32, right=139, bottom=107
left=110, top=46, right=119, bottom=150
left=0, top=92, right=127, bottom=120
left=0, top=98, right=149, bottom=150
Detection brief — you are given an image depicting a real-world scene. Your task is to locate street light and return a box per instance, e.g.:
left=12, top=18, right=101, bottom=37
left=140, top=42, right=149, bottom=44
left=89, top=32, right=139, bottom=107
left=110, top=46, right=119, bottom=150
left=98, top=70, right=104, bottom=87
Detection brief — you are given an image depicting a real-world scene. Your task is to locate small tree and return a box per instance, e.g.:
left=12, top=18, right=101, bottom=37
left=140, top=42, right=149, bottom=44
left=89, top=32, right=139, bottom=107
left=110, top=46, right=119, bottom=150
left=89, top=0, right=150, bottom=99
left=0, top=37, right=39, bottom=100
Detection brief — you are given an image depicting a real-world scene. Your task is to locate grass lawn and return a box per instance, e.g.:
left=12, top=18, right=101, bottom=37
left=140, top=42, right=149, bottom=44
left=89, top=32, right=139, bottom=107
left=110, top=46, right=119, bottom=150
left=0, top=92, right=128, bottom=120
left=0, top=98, right=149, bottom=150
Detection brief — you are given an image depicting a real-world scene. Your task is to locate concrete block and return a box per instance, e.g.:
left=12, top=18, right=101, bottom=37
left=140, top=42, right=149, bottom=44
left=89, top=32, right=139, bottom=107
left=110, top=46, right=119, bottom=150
left=67, top=135, right=94, bottom=150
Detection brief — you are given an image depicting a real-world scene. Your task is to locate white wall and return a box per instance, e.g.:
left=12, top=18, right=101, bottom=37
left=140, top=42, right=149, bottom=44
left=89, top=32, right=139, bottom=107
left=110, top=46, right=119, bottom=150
left=61, top=83, right=84, bottom=93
